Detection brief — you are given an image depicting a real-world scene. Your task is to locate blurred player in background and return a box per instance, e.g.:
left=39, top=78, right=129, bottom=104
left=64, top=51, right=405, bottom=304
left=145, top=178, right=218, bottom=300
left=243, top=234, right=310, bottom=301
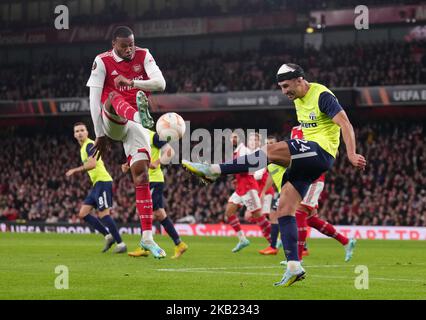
left=66, top=122, right=127, bottom=253
left=183, top=63, right=366, bottom=286
left=258, top=135, right=281, bottom=255
left=126, top=130, right=188, bottom=259
left=224, top=132, right=271, bottom=253
left=86, top=25, right=167, bottom=258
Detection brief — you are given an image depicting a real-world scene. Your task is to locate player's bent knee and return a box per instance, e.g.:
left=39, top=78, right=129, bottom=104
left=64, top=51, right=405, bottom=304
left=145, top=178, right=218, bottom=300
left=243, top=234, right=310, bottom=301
left=98, top=209, right=110, bottom=218
left=78, top=210, right=89, bottom=219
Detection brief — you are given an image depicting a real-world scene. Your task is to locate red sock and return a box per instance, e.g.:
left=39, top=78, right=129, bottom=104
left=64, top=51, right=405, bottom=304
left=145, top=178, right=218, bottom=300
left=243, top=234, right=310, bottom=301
left=295, top=210, right=308, bottom=260
left=136, top=183, right=153, bottom=231
left=110, top=92, right=137, bottom=121
left=228, top=214, right=242, bottom=232
left=255, top=215, right=271, bottom=244
left=307, top=214, right=349, bottom=246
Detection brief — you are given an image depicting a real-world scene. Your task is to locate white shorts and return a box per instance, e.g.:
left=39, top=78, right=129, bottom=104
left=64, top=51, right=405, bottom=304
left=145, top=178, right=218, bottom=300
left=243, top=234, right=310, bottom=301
left=228, top=189, right=262, bottom=213
left=102, top=107, right=151, bottom=166
left=261, top=194, right=273, bottom=214
left=300, top=180, right=324, bottom=210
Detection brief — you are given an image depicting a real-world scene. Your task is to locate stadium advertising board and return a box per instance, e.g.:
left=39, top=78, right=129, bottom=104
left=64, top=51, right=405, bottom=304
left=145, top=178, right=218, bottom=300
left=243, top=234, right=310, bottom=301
left=1, top=222, right=425, bottom=240
left=1, top=86, right=424, bottom=118
left=358, top=85, right=426, bottom=107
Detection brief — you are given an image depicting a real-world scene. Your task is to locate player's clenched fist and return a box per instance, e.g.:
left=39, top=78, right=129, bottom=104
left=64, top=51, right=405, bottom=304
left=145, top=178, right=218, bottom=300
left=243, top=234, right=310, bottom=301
left=348, top=153, right=367, bottom=170
left=114, top=74, right=133, bottom=88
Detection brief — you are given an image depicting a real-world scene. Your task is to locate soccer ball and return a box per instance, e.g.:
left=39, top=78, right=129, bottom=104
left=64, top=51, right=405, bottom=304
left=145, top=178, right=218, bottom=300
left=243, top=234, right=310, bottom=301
left=156, top=112, right=186, bottom=142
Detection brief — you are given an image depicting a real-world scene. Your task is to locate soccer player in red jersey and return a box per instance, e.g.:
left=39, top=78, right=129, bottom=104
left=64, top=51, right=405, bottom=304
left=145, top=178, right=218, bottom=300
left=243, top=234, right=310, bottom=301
left=86, top=26, right=167, bottom=258
left=225, top=132, right=271, bottom=253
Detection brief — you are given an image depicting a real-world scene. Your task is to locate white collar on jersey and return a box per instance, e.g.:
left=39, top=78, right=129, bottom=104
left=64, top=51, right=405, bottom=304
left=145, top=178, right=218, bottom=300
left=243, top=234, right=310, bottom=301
left=112, top=49, right=124, bottom=63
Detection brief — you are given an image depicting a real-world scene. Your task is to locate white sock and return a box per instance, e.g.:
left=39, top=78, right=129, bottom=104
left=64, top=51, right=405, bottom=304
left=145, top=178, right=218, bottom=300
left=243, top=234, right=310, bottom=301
left=142, top=230, right=153, bottom=242
left=117, top=242, right=126, bottom=247
left=133, top=113, right=141, bottom=124
left=105, top=234, right=113, bottom=240
left=211, top=164, right=221, bottom=174
left=287, top=260, right=301, bottom=272
left=237, top=230, right=246, bottom=241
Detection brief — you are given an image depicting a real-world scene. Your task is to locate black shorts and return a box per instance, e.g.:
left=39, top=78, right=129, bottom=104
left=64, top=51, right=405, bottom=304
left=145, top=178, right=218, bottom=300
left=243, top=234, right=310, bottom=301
left=83, top=181, right=113, bottom=211
left=281, top=139, right=334, bottom=198
left=150, top=182, right=164, bottom=211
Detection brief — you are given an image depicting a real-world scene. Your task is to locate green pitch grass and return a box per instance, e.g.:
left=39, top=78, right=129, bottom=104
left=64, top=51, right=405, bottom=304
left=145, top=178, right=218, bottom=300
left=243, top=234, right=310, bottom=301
left=0, top=233, right=425, bottom=300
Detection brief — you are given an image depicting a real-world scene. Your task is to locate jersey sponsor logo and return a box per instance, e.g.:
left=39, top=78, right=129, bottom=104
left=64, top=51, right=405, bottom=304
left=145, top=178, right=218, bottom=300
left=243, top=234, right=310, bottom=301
left=133, top=64, right=142, bottom=73
left=111, top=70, right=118, bottom=76
left=300, top=122, right=318, bottom=128
left=309, top=112, right=317, bottom=120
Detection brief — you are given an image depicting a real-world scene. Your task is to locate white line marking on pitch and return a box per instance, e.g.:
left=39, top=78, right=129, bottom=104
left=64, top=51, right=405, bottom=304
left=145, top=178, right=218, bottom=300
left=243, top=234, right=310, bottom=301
left=156, top=264, right=426, bottom=284
left=157, top=262, right=424, bottom=272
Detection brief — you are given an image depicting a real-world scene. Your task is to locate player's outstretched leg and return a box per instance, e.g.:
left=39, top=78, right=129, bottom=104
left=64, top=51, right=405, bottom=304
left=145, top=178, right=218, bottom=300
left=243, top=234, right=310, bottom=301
left=104, top=91, right=153, bottom=129
left=131, top=159, right=166, bottom=259
left=106, top=91, right=139, bottom=123
left=182, top=142, right=291, bottom=183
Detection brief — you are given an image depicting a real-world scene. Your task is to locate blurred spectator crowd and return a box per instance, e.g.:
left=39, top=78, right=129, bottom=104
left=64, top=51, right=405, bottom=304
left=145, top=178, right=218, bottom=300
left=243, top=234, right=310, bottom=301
left=0, top=121, right=424, bottom=226
left=1, top=0, right=411, bottom=31
left=1, top=40, right=426, bottom=100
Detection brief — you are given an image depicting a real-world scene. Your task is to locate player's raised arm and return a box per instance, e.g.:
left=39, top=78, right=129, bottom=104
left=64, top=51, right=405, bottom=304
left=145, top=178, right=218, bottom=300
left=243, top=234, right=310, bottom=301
left=318, top=91, right=366, bottom=170
left=65, top=156, right=97, bottom=177
left=332, top=110, right=366, bottom=170
left=87, top=56, right=106, bottom=137
left=130, top=50, right=166, bottom=92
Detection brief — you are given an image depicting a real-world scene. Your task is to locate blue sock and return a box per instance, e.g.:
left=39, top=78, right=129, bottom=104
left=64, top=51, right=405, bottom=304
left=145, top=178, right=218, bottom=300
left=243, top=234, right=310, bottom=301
left=278, top=216, right=299, bottom=261
left=101, top=215, right=122, bottom=244
left=270, top=223, right=279, bottom=249
left=161, top=217, right=181, bottom=245
left=83, top=215, right=109, bottom=236
left=219, top=150, right=267, bottom=175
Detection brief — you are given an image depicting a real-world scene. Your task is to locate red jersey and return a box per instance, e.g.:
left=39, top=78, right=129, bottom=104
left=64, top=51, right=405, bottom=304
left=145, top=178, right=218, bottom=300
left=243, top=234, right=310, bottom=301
left=87, top=47, right=159, bottom=108
left=291, top=125, right=325, bottom=183
left=233, top=143, right=259, bottom=196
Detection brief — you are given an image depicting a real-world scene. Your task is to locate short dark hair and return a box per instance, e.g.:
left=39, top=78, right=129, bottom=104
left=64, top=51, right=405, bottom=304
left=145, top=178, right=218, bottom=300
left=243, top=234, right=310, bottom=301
left=73, top=122, right=87, bottom=128
left=112, top=26, right=134, bottom=40
left=267, top=135, right=277, bottom=140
